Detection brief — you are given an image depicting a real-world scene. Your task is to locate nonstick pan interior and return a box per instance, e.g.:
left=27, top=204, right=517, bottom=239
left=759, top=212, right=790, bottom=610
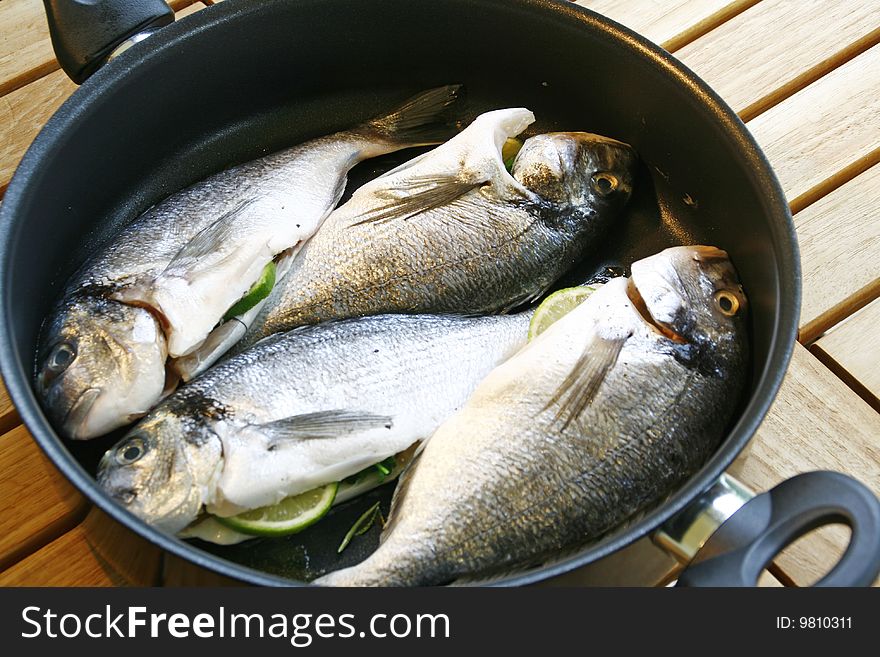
left=0, top=0, right=797, bottom=585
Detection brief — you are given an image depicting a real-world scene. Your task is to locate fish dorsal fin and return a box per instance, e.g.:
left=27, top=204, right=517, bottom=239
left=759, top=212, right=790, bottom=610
left=544, top=332, right=628, bottom=431
left=257, top=410, right=394, bottom=449
left=165, top=198, right=259, bottom=271
left=350, top=175, right=481, bottom=226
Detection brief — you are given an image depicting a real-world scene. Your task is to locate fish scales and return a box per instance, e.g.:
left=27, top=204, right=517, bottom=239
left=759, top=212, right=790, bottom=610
left=191, top=315, right=519, bottom=419
left=256, top=199, right=566, bottom=334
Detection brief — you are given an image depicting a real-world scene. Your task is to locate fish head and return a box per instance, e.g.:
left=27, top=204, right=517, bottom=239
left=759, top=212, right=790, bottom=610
left=628, top=245, right=749, bottom=375
left=97, top=409, right=222, bottom=534
left=512, top=132, right=637, bottom=217
left=36, top=295, right=168, bottom=439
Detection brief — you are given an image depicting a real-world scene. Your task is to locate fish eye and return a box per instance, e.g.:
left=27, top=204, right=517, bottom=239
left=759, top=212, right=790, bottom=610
left=591, top=172, right=619, bottom=196
left=715, top=291, right=740, bottom=316
left=47, top=342, right=77, bottom=373
left=116, top=436, right=147, bottom=465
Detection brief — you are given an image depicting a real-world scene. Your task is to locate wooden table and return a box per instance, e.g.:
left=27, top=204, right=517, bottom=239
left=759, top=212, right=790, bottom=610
left=1, top=0, right=878, bottom=587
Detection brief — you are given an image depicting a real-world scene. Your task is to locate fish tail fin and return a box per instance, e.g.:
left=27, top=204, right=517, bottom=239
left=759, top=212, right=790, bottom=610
left=357, top=84, right=464, bottom=147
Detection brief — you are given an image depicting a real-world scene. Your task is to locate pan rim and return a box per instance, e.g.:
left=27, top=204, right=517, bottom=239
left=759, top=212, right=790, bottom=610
left=0, top=0, right=799, bottom=587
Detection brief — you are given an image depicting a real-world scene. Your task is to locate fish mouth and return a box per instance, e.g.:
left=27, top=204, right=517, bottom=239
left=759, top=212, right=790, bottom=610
left=626, top=278, right=687, bottom=343
left=95, top=453, right=136, bottom=506
left=62, top=387, right=102, bottom=440
left=109, top=487, right=138, bottom=506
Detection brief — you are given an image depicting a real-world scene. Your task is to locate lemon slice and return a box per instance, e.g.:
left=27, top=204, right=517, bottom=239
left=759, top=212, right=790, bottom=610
left=502, top=138, right=523, bottom=171
left=223, top=260, right=277, bottom=321
left=528, top=285, right=601, bottom=341
left=216, top=482, right=338, bottom=536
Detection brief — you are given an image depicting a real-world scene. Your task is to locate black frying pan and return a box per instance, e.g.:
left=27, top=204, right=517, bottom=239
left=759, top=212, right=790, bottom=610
left=1, top=0, right=878, bottom=586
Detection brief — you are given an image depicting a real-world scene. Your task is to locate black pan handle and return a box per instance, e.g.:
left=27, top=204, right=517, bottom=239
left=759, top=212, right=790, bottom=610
left=44, top=0, right=174, bottom=84
left=677, top=471, right=880, bottom=586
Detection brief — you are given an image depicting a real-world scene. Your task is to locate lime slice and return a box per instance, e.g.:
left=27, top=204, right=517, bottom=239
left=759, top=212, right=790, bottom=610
left=528, top=285, right=600, bottom=341
left=502, top=138, right=523, bottom=172
left=216, top=482, right=338, bottom=536
left=223, top=260, right=277, bottom=321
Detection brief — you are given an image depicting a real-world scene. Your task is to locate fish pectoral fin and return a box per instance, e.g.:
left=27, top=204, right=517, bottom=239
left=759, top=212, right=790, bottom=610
left=350, top=175, right=480, bottom=226
left=257, top=410, right=394, bottom=449
left=544, top=333, right=628, bottom=431
left=166, top=198, right=260, bottom=273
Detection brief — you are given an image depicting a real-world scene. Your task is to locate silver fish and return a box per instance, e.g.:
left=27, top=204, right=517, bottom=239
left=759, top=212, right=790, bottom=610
left=36, top=86, right=462, bottom=439
left=234, top=108, right=638, bottom=351
left=96, top=312, right=531, bottom=534
left=316, top=245, right=749, bottom=587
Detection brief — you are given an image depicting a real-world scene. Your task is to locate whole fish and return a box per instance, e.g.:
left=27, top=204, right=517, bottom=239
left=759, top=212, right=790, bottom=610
left=96, top=312, right=531, bottom=534
left=36, top=86, right=462, bottom=439
left=316, top=245, right=749, bottom=587
left=234, top=108, right=638, bottom=351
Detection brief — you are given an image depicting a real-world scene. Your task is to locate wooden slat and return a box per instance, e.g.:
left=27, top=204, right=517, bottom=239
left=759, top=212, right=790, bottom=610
left=0, top=376, right=19, bottom=435
left=811, top=299, right=880, bottom=412
left=674, top=0, right=880, bottom=120
left=78, top=506, right=164, bottom=585
left=728, top=344, right=880, bottom=586
left=756, top=570, right=785, bottom=587
left=0, top=69, right=76, bottom=192
left=0, top=425, right=89, bottom=570
left=542, top=534, right=784, bottom=586
left=0, top=1, right=203, bottom=98
left=0, top=523, right=155, bottom=587
left=574, top=0, right=760, bottom=51
left=0, top=2, right=208, bottom=194
left=0, top=507, right=163, bottom=586
left=746, top=44, right=880, bottom=213
left=0, top=0, right=57, bottom=97
left=0, top=526, right=119, bottom=586
left=797, top=164, right=880, bottom=343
